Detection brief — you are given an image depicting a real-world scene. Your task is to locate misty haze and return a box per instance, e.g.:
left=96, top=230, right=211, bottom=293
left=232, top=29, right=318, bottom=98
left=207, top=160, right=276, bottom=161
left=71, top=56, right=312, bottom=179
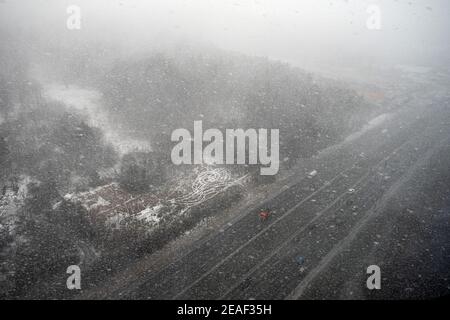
left=0, top=0, right=449, bottom=301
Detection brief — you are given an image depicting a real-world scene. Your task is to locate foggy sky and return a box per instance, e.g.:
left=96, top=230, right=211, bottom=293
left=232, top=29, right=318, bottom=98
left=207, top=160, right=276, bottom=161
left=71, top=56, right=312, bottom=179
left=1, top=0, right=449, bottom=70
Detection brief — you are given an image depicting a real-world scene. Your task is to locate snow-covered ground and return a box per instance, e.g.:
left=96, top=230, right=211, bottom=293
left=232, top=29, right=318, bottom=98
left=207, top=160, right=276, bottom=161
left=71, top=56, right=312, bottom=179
left=61, top=166, right=246, bottom=232
left=135, top=204, right=163, bottom=225
left=0, top=176, right=35, bottom=236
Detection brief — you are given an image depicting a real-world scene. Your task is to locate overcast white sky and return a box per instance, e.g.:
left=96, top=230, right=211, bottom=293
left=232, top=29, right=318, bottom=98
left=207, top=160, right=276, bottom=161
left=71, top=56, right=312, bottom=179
left=1, top=0, right=449, bottom=69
